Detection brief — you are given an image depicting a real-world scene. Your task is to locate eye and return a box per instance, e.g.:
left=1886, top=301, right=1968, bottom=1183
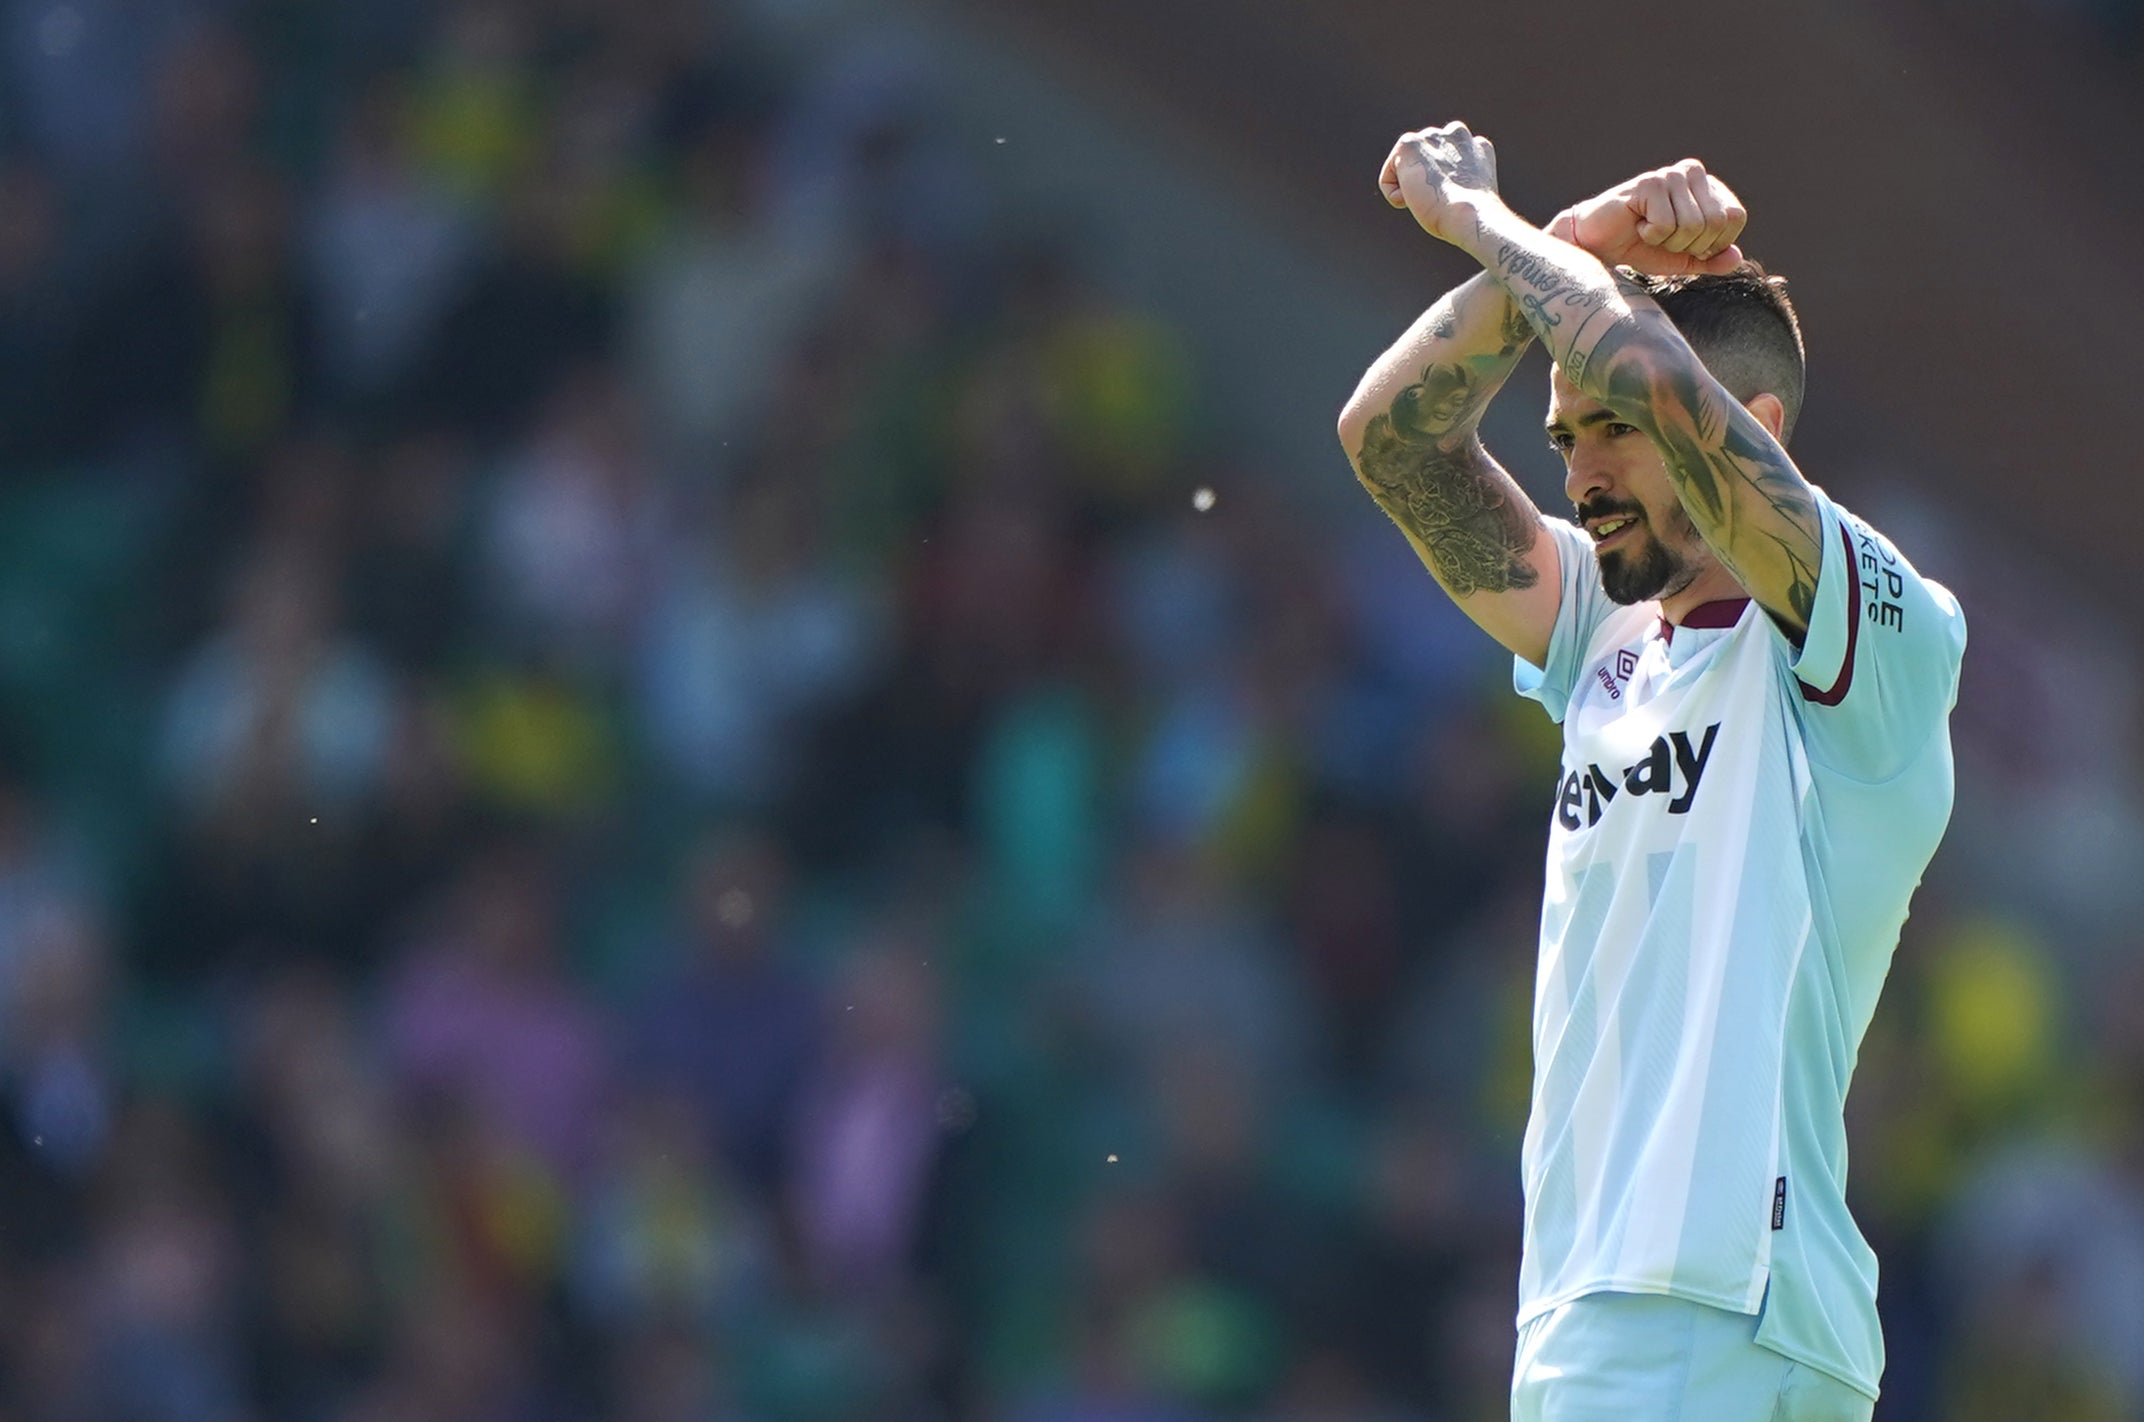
left=1547, top=432, right=1574, bottom=455
left=1606, top=422, right=1641, bottom=438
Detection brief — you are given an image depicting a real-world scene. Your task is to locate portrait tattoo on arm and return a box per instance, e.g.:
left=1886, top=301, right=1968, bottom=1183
left=1352, top=358, right=1539, bottom=597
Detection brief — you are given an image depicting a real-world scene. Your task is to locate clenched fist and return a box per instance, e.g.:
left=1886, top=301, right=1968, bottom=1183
left=1552, top=159, right=1747, bottom=276
left=1379, top=122, right=1502, bottom=244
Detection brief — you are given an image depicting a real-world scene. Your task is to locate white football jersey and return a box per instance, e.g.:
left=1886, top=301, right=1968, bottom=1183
left=1511, top=490, right=1966, bottom=1399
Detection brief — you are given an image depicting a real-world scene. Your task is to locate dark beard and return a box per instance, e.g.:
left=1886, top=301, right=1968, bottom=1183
left=1599, top=527, right=1689, bottom=605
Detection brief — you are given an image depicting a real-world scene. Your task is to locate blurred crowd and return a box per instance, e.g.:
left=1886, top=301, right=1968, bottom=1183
left=0, top=1, right=2141, bottom=1420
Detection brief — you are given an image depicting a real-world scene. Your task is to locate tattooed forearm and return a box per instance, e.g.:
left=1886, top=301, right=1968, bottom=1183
left=1353, top=412, right=1539, bottom=596
left=1597, top=320, right=1823, bottom=627
left=1464, top=212, right=1633, bottom=391
left=1493, top=241, right=1569, bottom=301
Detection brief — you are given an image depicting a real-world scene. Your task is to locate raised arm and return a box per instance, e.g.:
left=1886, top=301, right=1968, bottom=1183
left=1384, top=123, right=1823, bottom=636
left=1341, top=144, right=1755, bottom=665
left=1337, top=270, right=1557, bottom=664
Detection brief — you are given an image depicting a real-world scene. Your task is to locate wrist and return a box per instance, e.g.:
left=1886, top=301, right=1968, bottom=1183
left=1449, top=192, right=1519, bottom=260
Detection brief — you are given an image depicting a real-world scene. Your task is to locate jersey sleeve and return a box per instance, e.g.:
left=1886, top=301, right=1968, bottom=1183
left=1786, top=492, right=1967, bottom=778
left=1514, top=516, right=1618, bottom=722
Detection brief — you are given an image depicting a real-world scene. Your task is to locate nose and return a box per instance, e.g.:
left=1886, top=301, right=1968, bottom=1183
left=1564, top=447, right=1613, bottom=511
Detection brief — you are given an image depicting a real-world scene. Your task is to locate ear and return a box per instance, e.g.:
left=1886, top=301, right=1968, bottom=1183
left=1744, top=392, right=1787, bottom=443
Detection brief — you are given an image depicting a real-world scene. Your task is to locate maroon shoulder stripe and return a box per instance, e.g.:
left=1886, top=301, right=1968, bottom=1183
left=1799, top=523, right=1860, bottom=706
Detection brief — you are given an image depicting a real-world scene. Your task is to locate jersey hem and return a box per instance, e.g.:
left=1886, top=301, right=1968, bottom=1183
left=1514, top=1279, right=1883, bottom=1404
left=1514, top=1277, right=1760, bottom=1328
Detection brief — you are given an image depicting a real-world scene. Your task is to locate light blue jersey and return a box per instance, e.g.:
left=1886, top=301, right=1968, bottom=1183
left=1511, top=489, right=1966, bottom=1400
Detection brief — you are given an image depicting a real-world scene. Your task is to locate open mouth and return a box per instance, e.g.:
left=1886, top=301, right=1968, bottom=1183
left=1590, top=516, right=1640, bottom=549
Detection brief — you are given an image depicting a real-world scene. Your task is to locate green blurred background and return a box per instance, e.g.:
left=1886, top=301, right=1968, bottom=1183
left=0, top=0, right=2140, bottom=1418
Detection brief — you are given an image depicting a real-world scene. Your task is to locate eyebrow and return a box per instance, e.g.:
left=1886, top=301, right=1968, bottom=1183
left=1545, top=408, right=1625, bottom=436
left=1543, top=405, right=1620, bottom=433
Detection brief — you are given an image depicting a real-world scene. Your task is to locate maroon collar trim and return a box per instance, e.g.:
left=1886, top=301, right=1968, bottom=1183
left=1658, top=597, right=1750, bottom=644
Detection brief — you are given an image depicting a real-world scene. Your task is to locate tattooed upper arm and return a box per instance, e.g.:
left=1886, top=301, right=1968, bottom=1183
left=1339, top=271, right=1562, bottom=664
left=1594, top=319, right=1823, bottom=635
left=1349, top=374, right=1560, bottom=664
left=1355, top=412, right=1540, bottom=596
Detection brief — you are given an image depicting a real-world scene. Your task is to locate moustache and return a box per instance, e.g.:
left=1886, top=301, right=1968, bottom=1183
left=1574, top=498, right=1646, bottom=526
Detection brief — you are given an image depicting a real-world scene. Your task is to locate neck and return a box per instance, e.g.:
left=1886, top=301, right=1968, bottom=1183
left=1657, top=560, right=1750, bottom=625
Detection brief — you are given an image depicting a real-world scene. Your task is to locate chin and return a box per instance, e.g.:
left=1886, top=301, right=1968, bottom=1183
left=1597, top=544, right=1679, bottom=607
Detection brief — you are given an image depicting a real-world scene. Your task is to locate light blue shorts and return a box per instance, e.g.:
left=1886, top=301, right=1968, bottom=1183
left=1511, top=1291, right=1874, bottom=1422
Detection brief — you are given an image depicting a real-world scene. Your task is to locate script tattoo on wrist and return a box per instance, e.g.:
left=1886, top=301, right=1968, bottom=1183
left=1491, top=238, right=1616, bottom=377
left=1494, top=240, right=1573, bottom=334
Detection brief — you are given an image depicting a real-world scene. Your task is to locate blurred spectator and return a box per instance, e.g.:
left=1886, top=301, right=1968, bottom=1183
left=627, top=827, right=822, bottom=1194
left=971, top=676, right=1108, bottom=948
left=0, top=770, right=97, bottom=982
left=1078, top=839, right=1317, bottom=1097
left=4, top=0, right=176, bottom=183
left=2, top=898, right=116, bottom=1181
left=627, top=112, right=847, bottom=468
left=83, top=1102, right=252, bottom=1422
left=345, top=428, right=481, bottom=675
left=573, top=1090, right=772, bottom=1334
left=160, top=543, right=393, bottom=827
left=480, top=364, right=662, bottom=672
left=69, top=154, right=316, bottom=462
left=230, top=964, right=397, bottom=1418
left=788, top=928, right=947, bottom=1299
left=153, top=540, right=398, bottom=968
left=638, top=462, right=884, bottom=806
left=148, top=21, right=263, bottom=198
left=401, top=0, right=542, bottom=202
left=1011, top=1314, right=1215, bottom=1422
left=0, top=157, right=86, bottom=465
left=304, top=78, right=478, bottom=410
left=382, top=842, right=610, bottom=1181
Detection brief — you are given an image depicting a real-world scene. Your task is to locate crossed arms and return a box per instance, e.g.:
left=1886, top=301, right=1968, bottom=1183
left=1338, top=131, right=1824, bottom=664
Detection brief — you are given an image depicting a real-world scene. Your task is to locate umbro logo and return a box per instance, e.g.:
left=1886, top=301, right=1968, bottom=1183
left=1553, top=722, right=1721, bottom=830
left=1592, top=648, right=1640, bottom=701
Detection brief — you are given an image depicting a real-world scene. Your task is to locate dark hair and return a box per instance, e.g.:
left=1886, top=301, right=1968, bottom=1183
left=1627, top=261, right=1806, bottom=442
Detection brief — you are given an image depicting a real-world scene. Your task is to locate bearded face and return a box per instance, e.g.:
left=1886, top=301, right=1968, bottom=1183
left=1578, top=494, right=1705, bottom=606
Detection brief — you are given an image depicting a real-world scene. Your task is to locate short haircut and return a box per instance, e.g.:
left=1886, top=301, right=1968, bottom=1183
left=1627, top=261, right=1807, bottom=443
